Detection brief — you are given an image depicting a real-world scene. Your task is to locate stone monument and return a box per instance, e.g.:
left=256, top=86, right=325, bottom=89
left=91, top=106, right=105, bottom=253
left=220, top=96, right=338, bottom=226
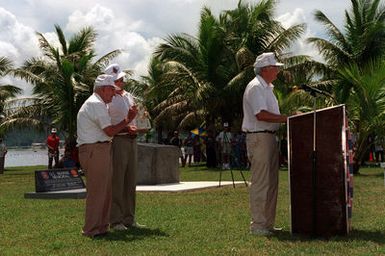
left=137, top=143, right=180, bottom=185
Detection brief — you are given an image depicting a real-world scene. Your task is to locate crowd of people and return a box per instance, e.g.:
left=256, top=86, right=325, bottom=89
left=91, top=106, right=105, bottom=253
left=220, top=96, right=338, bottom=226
left=163, top=127, right=250, bottom=169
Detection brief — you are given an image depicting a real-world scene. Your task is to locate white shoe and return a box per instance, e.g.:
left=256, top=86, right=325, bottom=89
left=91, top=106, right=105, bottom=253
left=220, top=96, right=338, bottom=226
left=270, top=227, right=283, bottom=232
left=112, top=223, right=127, bottom=231
left=250, top=229, right=273, bottom=236
left=128, top=222, right=146, bottom=228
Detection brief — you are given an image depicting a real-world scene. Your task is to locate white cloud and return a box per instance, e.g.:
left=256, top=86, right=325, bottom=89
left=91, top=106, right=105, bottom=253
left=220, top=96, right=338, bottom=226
left=0, top=0, right=352, bottom=96
left=277, top=8, right=322, bottom=61
left=0, top=7, right=42, bottom=95
left=0, top=7, right=40, bottom=65
left=65, top=5, right=164, bottom=78
left=65, top=4, right=115, bottom=33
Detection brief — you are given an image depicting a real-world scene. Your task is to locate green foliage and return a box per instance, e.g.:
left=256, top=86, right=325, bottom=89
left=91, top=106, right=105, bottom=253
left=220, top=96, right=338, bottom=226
left=337, top=59, right=385, bottom=168
left=306, top=0, right=385, bottom=172
left=149, top=0, right=306, bottom=133
left=6, top=25, right=121, bottom=140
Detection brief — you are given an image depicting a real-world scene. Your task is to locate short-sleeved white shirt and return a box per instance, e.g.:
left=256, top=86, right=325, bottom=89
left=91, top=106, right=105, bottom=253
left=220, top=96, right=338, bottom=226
left=108, top=90, right=136, bottom=126
left=76, top=93, right=112, bottom=146
left=242, top=75, right=280, bottom=132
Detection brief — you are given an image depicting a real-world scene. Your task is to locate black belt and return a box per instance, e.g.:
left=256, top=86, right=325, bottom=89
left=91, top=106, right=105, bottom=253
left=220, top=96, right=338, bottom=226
left=116, top=134, right=137, bottom=139
left=246, top=130, right=276, bottom=134
left=79, top=141, right=110, bottom=147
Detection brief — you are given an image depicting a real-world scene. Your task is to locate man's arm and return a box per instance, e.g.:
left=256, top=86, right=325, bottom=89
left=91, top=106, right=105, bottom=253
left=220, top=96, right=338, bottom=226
left=256, top=110, right=287, bottom=123
left=103, top=105, right=138, bottom=137
left=103, top=117, right=131, bottom=137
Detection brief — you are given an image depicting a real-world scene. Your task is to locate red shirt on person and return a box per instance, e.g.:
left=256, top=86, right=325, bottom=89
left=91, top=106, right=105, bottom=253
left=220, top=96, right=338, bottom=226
left=47, top=134, right=60, bottom=152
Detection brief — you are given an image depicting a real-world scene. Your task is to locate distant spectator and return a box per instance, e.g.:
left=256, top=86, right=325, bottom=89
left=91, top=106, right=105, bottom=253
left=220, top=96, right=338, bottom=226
left=374, top=139, right=384, bottom=162
left=216, top=122, right=232, bottom=170
left=193, top=135, right=202, bottom=163
left=0, top=138, right=7, bottom=174
left=57, top=150, right=77, bottom=168
left=184, top=133, right=194, bottom=166
left=46, top=128, right=60, bottom=169
left=205, top=130, right=217, bottom=168
left=170, top=130, right=185, bottom=167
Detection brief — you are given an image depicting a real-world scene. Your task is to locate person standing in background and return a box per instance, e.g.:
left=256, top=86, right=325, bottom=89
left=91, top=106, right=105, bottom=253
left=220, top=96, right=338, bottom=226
left=216, top=122, right=232, bottom=170
left=46, top=128, right=60, bottom=169
left=170, top=130, right=185, bottom=167
left=0, top=138, right=7, bottom=174
left=105, top=63, right=143, bottom=231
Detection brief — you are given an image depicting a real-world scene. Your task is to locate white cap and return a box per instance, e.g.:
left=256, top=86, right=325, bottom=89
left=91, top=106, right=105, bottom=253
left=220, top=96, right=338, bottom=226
left=223, top=122, right=229, bottom=127
left=51, top=128, right=57, bottom=133
left=104, top=63, right=126, bottom=81
left=94, top=74, right=118, bottom=89
left=253, top=52, right=283, bottom=69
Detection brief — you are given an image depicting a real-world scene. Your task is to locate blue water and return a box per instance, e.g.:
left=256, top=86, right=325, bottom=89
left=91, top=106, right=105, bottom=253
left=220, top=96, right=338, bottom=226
left=5, top=148, right=56, bottom=167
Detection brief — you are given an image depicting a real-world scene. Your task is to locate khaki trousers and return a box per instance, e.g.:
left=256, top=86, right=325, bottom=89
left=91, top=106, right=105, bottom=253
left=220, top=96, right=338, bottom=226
left=110, top=135, right=137, bottom=226
left=246, top=133, right=279, bottom=231
left=78, top=143, right=112, bottom=237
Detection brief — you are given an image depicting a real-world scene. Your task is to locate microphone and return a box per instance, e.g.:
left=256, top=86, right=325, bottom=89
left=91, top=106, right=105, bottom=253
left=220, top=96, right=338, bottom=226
left=299, top=84, right=327, bottom=96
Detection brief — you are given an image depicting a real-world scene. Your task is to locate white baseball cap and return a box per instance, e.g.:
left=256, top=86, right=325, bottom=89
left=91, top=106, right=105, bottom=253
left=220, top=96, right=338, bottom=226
left=104, top=63, right=126, bottom=81
left=253, top=52, right=284, bottom=68
left=94, top=74, right=118, bottom=89
left=51, top=128, right=57, bottom=133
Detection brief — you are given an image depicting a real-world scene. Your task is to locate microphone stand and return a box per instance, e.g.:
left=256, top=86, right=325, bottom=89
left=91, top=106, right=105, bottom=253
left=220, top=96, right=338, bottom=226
left=309, top=90, right=318, bottom=237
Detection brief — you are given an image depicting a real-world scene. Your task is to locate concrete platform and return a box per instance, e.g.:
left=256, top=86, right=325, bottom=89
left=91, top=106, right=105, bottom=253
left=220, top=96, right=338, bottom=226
left=24, top=181, right=247, bottom=199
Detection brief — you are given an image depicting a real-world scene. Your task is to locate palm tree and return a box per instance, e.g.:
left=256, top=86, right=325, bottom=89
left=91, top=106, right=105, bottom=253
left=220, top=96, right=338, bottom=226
left=9, top=25, right=120, bottom=141
left=154, top=6, right=230, bottom=131
left=307, top=0, right=385, bottom=172
left=153, top=0, right=307, bottom=133
left=0, top=57, right=23, bottom=136
left=307, top=0, right=385, bottom=102
left=337, top=60, right=385, bottom=173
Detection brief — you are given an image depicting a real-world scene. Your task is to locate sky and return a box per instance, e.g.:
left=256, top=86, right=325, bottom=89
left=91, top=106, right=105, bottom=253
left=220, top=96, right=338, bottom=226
left=0, top=0, right=351, bottom=95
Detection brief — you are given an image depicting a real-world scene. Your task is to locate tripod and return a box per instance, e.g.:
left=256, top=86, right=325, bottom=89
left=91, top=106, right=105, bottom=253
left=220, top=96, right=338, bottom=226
left=218, top=165, right=248, bottom=188
left=218, top=134, right=248, bottom=188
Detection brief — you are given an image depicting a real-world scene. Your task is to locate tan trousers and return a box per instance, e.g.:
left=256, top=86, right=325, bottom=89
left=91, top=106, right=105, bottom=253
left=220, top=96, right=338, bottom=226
left=78, top=143, right=112, bottom=237
left=110, top=135, right=137, bottom=226
left=246, top=133, right=279, bottom=231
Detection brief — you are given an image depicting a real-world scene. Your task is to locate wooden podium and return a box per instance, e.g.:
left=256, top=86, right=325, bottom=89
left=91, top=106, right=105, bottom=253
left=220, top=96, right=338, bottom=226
left=288, top=105, right=353, bottom=237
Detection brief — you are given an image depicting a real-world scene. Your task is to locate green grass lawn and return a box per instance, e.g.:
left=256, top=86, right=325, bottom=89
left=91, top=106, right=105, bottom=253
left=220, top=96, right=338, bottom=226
left=0, top=165, right=384, bottom=255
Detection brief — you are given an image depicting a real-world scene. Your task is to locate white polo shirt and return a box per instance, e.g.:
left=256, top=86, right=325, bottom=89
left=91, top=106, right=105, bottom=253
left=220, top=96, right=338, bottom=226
left=242, top=75, right=280, bottom=132
left=108, top=90, right=136, bottom=126
left=77, top=93, right=112, bottom=146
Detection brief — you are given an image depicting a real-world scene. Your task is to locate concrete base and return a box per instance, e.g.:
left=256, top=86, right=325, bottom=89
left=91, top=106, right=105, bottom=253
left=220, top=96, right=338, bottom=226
left=137, top=143, right=180, bottom=185
left=24, top=181, right=247, bottom=199
left=24, top=189, right=86, bottom=199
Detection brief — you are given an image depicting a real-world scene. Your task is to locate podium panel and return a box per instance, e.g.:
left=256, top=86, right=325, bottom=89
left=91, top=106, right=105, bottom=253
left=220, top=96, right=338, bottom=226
left=288, top=105, right=353, bottom=237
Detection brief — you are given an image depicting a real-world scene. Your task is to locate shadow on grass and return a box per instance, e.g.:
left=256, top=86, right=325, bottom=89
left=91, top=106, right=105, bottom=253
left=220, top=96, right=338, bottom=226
left=274, top=229, right=385, bottom=244
left=3, top=171, right=34, bottom=176
left=356, top=172, right=384, bottom=179
left=96, top=227, right=169, bottom=241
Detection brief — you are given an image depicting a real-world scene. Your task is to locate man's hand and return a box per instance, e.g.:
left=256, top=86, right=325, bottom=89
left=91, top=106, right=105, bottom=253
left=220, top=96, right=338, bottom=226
left=127, top=125, right=137, bottom=135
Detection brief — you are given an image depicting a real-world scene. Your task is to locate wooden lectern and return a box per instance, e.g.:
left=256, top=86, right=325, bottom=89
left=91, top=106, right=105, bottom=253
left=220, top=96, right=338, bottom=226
left=288, top=105, right=353, bottom=237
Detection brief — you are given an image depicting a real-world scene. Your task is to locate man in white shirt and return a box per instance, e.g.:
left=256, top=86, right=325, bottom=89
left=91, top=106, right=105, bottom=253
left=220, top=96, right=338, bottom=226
left=216, top=122, right=232, bottom=169
left=77, top=74, right=136, bottom=238
left=105, top=64, right=142, bottom=231
left=242, top=52, right=287, bottom=236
